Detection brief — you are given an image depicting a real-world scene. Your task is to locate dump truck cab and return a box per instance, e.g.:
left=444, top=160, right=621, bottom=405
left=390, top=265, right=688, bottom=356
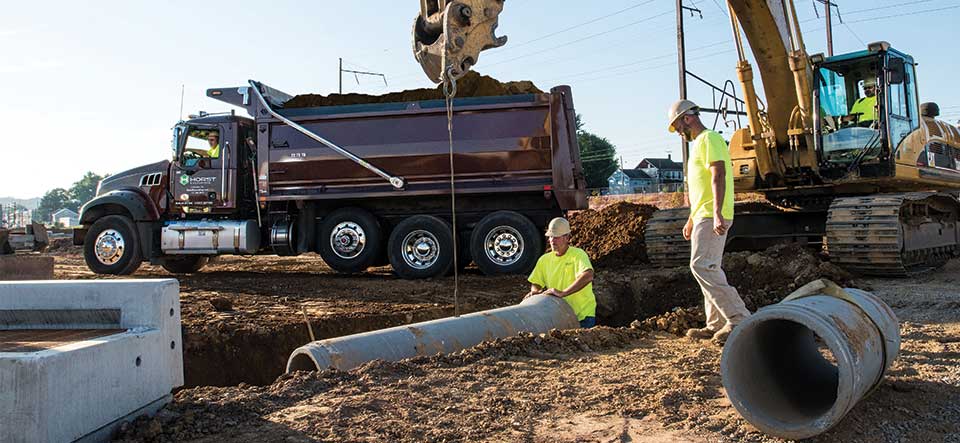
left=169, top=113, right=257, bottom=216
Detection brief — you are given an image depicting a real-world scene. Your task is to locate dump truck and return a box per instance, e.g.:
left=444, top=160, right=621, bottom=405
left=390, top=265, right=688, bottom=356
left=75, top=81, right=587, bottom=279
left=647, top=0, right=960, bottom=276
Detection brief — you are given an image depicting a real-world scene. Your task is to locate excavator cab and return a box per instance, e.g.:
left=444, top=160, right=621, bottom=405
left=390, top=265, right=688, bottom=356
left=813, top=43, right=920, bottom=178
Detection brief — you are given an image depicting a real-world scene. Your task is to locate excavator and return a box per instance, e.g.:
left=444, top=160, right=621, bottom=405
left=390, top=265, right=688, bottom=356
left=645, top=0, right=960, bottom=276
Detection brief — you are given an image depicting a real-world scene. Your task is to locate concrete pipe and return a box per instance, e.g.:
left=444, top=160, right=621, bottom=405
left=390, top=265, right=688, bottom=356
left=721, top=285, right=900, bottom=440
left=287, top=294, right=579, bottom=373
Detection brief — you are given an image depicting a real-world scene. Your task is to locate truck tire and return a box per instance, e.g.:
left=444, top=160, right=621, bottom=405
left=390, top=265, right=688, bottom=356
left=160, top=256, right=209, bottom=274
left=318, top=207, right=383, bottom=274
left=470, top=211, right=542, bottom=275
left=83, top=215, right=142, bottom=275
left=388, top=215, right=454, bottom=279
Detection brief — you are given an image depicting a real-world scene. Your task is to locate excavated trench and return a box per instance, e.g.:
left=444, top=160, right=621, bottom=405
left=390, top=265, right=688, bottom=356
left=181, top=306, right=454, bottom=387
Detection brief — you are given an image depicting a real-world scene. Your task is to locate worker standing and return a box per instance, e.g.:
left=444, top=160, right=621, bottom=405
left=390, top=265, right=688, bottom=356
left=667, top=100, right=750, bottom=344
left=523, top=217, right=597, bottom=328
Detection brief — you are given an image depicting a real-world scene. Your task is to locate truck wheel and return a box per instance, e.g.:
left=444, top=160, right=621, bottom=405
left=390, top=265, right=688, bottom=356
left=470, top=211, right=542, bottom=275
left=388, top=215, right=454, bottom=279
left=318, top=207, right=383, bottom=273
left=83, top=215, right=142, bottom=275
left=160, top=256, right=209, bottom=274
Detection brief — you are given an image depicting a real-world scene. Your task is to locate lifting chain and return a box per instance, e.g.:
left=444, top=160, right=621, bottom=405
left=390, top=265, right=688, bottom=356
left=442, top=64, right=461, bottom=317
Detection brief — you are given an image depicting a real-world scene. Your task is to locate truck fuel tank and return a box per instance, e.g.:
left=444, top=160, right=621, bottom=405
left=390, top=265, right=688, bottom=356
left=161, top=220, right=260, bottom=255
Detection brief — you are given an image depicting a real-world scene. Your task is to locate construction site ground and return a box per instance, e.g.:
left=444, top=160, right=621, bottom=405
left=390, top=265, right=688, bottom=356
left=45, top=202, right=960, bottom=442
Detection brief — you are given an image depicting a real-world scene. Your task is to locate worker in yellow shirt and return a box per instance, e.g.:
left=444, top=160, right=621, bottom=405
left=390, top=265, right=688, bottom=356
left=524, top=217, right=597, bottom=328
left=844, top=78, right=878, bottom=126
left=668, top=99, right=750, bottom=345
left=205, top=133, right=220, bottom=158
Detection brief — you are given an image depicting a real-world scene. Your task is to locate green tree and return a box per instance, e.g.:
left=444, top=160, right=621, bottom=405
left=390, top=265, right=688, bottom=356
left=36, top=188, right=73, bottom=225
left=69, top=172, right=105, bottom=210
left=576, top=115, right=618, bottom=189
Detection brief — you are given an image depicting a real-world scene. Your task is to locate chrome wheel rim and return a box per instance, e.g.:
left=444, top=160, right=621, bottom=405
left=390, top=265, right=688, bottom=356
left=401, top=229, right=440, bottom=270
left=94, top=229, right=125, bottom=265
left=330, top=221, right=366, bottom=260
left=484, top=225, right=524, bottom=266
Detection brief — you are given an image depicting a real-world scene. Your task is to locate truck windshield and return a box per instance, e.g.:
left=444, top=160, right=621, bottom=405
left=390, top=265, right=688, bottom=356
left=817, top=59, right=882, bottom=164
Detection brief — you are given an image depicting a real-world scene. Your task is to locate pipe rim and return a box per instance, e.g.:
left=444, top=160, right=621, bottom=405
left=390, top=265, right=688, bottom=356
left=721, top=303, right=858, bottom=439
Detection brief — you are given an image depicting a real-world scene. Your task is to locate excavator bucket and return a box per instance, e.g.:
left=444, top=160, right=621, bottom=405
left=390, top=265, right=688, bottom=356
left=413, top=0, right=507, bottom=84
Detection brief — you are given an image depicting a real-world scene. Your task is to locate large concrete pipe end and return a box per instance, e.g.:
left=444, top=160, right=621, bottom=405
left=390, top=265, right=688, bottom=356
left=287, top=294, right=579, bottom=373
left=721, top=281, right=900, bottom=440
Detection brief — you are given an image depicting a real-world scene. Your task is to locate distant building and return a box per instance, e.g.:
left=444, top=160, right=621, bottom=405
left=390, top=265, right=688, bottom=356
left=636, top=154, right=684, bottom=193
left=607, top=168, right=655, bottom=194
left=52, top=208, right=79, bottom=227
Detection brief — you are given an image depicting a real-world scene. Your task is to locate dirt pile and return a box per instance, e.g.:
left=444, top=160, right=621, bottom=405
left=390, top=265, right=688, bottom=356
left=631, top=307, right=705, bottom=336
left=283, top=71, right=542, bottom=108
left=594, top=243, right=856, bottom=326
left=567, top=202, right=658, bottom=268
left=44, top=237, right=80, bottom=254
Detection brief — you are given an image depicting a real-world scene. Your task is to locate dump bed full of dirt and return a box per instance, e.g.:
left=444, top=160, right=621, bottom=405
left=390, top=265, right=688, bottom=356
left=283, top=71, right=542, bottom=108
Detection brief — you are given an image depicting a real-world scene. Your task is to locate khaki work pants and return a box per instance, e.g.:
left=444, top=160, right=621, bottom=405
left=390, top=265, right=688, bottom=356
left=690, top=218, right=751, bottom=330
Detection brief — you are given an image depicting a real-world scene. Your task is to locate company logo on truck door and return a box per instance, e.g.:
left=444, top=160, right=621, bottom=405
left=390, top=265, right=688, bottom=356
left=179, top=174, right=217, bottom=185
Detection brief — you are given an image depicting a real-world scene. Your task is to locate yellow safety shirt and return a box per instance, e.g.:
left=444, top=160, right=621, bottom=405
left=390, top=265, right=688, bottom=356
left=849, top=95, right=877, bottom=123
left=528, top=246, right=596, bottom=321
left=207, top=144, right=220, bottom=158
left=688, top=130, right=735, bottom=221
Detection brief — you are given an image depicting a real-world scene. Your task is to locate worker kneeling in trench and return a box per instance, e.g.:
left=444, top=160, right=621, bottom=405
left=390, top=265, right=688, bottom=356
left=523, top=217, right=597, bottom=328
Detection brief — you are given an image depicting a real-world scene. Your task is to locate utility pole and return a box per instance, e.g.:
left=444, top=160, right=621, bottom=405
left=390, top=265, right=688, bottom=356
left=815, top=0, right=840, bottom=56
left=339, top=57, right=388, bottom=95
left=677, top=0, right=702, bottom=183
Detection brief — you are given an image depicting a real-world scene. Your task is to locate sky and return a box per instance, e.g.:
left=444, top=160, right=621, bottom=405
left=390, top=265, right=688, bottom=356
left=1, top=0, right=959, bottom=199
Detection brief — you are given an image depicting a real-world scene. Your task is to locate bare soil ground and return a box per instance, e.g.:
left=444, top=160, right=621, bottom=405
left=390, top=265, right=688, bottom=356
left=46, top=211, right=960, bottom=442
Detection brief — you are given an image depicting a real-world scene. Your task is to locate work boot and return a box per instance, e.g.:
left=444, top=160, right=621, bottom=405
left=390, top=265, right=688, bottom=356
left=711, top=324, right=737, bottom=345
left=685, top=327, right=717, bottom=340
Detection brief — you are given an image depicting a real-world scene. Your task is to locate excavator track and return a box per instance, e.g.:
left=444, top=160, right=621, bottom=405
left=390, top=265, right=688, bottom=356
left=645, top=208, right=691, bottom=268
left=826, top=193, right=960, bottom=276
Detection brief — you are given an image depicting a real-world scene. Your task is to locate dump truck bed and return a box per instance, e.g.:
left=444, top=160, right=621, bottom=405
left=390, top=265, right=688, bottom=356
left=212, top=83, right=586, bottom=210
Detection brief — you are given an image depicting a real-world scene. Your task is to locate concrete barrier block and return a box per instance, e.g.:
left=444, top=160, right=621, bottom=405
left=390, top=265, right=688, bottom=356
left=0, top=279, right=183, bottom=443
left=0, top=255, right=54, bottom=280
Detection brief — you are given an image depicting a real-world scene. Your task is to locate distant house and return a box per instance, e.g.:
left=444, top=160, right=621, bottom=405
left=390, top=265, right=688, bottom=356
left=607, top=168, right=655, bottom=194
left=636, top=154, right=684, bottom=192
left=52, top=208, right=79, bottom=227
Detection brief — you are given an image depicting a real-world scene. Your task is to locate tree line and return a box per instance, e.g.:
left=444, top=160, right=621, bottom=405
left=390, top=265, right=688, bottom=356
left=35, top=172, right=107, bottom=225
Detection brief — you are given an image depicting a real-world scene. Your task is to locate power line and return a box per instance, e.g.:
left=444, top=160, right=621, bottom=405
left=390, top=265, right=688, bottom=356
left=846, top=4, right=960, bottom=24
left=842, top=23, right=867, bottom=47
left=480, top=9, right=675, bottom=69
left=498, top=0, right=659, bottom=52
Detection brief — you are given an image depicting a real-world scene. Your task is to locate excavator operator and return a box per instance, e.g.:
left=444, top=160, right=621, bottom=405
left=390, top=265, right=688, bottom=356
left=843, top=78, right=878, bottom=127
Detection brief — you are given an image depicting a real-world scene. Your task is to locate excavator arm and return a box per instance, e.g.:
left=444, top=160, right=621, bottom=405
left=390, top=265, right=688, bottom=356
left=413, top=0, right=507, bottom=83
left=726, top=0, right=817, bottom=186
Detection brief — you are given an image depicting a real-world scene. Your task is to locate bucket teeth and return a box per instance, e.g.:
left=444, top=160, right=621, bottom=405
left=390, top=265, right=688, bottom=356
left=413, top=0, right=507, bottom=83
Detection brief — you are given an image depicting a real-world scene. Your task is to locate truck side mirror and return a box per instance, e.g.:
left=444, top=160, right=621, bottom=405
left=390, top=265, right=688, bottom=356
left=887, top=58, right=905, bottom=85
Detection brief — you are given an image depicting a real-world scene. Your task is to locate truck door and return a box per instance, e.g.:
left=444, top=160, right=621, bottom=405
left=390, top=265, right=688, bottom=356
left=171, top=124, right=239, bottom=214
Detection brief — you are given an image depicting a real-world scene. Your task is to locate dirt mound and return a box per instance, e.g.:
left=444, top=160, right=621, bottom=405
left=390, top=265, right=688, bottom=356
left=568, top=202, right=658, bottom=267
left=45, top=237, right=80, bottom=254
left=631, top=307, right=705, bottom=336
left=283, top=71, right=542, bottom=108
left=114, top=327, right=649, bottom=443
left=594, top=243, right=856, bottom=326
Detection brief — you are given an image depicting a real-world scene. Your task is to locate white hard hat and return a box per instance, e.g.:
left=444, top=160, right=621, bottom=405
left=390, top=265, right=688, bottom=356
left=667, top=99, right=700, bottom=133
left=863, top=77, right=877, bottom=87
left=545, top=217, right=571, bottom=237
